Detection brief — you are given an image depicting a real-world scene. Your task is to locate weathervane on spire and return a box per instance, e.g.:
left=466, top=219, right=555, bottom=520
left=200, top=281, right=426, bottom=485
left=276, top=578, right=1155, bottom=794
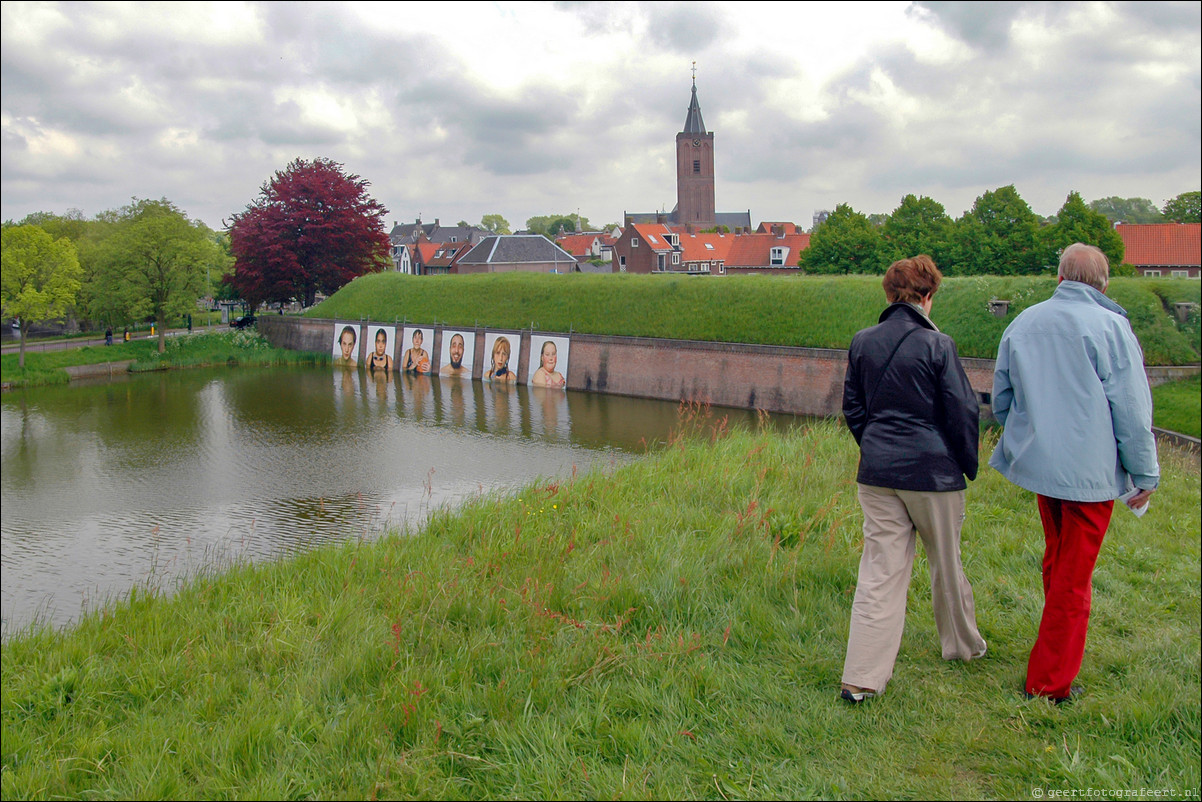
left=691, top=60, right=697, bottom=87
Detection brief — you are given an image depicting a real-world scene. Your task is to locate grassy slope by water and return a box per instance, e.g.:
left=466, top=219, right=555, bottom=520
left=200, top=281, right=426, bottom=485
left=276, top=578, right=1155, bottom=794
left=1153, top=376, right=1202, bottom=438
left=308, top=273, right=1201, bottom=365
left=0, top=330, right=329, bottom=388
left=2, top=417, right=1198, bottom=799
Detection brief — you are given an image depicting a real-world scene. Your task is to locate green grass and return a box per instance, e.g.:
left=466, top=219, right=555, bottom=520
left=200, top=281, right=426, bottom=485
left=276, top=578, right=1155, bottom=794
left=1, top=330, right=329, bottom=388
left=3, top=417, right=1198, bottom=799
left=1153, top=376, right=1202, bottom=438
left=308, top=273, right=1201, bottom=365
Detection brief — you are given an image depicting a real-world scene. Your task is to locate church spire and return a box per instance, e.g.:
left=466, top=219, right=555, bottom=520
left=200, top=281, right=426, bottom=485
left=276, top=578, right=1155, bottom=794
left=683, top=62, right=706, bottom=135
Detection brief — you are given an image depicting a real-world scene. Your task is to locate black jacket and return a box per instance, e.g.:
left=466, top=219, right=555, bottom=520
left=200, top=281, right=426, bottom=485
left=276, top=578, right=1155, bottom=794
left=842, top=303, right=979, bottom=492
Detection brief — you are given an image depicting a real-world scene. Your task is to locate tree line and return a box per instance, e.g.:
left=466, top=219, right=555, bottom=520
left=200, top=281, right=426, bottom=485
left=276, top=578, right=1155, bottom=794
left=802, top=188, right=1200, bottom=275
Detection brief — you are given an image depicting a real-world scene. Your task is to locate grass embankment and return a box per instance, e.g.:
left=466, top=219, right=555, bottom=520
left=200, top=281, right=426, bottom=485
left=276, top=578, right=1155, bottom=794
left=309, top=273, right=1201, bottom=365
left=1153, top=376, right=1202, bottom=438
left=3, top=417, right=1198, bottom=799
left=0, top=330, right=328, bottom=389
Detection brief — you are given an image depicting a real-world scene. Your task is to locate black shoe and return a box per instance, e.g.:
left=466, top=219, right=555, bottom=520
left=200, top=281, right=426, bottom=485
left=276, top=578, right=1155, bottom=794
left=840, top=686, right=877, bottom=704
left=1024, top=685, right=1083, bottom=705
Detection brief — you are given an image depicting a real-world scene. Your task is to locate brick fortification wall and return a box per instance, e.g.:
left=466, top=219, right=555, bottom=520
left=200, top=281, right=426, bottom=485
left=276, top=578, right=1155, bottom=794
left=259, top=316, right=1001, bottom=418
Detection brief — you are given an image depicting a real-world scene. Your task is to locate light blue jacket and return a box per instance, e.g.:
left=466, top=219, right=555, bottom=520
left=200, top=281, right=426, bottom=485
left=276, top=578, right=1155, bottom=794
left=989, top=281, right=1159, bottom=502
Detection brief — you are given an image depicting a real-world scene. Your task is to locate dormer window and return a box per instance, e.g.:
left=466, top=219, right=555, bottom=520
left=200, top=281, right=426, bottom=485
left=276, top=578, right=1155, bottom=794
left=770, top=247, right=786, bottom=266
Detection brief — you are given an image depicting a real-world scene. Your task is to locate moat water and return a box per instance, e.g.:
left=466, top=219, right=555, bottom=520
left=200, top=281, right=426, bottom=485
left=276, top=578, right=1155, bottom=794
left=1, top=365, right=798, bottom=635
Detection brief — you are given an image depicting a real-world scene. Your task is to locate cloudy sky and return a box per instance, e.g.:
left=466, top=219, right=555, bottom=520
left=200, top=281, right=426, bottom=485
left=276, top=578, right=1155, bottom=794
left=2, top=1, right=1199, bottom=233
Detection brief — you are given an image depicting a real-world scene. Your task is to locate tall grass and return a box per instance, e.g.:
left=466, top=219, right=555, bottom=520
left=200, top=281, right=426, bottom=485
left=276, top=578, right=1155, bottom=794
left=3, top=416, right=1198, bottom=799
left=308, top=273, right=1201, bottom=365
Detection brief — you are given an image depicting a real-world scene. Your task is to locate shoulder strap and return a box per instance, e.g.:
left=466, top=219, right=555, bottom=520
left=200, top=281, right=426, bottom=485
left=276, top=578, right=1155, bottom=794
left=865, top=326, right=921, bottom=415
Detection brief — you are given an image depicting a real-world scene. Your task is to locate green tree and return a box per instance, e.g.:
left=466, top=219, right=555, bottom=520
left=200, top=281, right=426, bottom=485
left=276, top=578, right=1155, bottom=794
left=1087, top=196, right=1162, bottom=225
left=800, top=203, right=889, bottom=274
left=1162, top=191, right=1201, bottom=223
left=95, top=199, right=218, bottom=353
left=882, top=194, right=954, bottom=268
left=526, top=213, right=592, bottom=237
left=1041, top=191, right=1125, bottom=267
left=480, top=214, right=511, bottom=234
left=950, top=185, right=1042, bottom=275
left=1, top=225, right=83, bottom=367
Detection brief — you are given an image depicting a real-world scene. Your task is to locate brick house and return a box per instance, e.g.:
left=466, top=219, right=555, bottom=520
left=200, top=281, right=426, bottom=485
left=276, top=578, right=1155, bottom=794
left=1115, top=223, right=1201, bottom=278
left=726, top=227, right=811, bottom=274
left=388, top=218, right=490, bottom=274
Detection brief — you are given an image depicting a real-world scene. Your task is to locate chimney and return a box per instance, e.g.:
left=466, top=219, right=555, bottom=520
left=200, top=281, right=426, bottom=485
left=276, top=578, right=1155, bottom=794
left=624, top=215, right=634, bottom=229
left=772, top=225, right=784, bottom=238
left=434, top=218, right=440, bottom=227
left=686, top=223, right=695, bottom=235
left=656, top=213, right=666, bottom=224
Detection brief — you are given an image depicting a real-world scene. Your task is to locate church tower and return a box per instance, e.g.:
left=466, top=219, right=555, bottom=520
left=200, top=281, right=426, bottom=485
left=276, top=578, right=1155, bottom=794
left=675, top=71, right=716, bottom=228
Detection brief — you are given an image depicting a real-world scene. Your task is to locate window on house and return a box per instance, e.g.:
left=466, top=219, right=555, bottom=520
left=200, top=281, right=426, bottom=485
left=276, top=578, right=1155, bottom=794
left=1145, top=270, right=1161, bottom=277
left=704, top=243, right=714, bottom=250
left=632, top=238, right=639, bottom=247
left=693, top=160, right=700, bottom=173
left=718, top=263, right=725, bottom=275
left=672, top=253, right=680, bottom=265
left=1171, top=270, right=1188, bottom=278
left=770, top=247, right=786, bottom=266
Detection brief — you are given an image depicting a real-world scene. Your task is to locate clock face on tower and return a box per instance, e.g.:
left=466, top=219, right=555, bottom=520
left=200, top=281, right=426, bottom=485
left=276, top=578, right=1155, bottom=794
left=692, top=139, right=701, bottom=146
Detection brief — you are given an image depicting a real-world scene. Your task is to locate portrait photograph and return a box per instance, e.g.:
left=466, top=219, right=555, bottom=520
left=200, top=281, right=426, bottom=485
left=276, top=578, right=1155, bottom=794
left=332, top=323, right=360, bottom=367
left=439, top=330, right=475, bottom=379
left=529, top=335, right=569, bottom=389
left=366, top=325, right=396, bottom=373
left=482, top=331, right=520, bottom=384
left=400, top=326, right=434, bottom=374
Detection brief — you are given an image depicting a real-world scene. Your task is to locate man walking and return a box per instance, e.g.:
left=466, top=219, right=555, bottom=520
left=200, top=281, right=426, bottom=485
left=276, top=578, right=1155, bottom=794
left=990, top=243, right=1159, bottom=703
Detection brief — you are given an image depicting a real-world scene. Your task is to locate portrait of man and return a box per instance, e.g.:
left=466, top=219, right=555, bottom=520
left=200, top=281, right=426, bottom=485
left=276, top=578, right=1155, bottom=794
left=439, top=331, right=475, bottom=378
left=332, top=323, right=359, bottom=366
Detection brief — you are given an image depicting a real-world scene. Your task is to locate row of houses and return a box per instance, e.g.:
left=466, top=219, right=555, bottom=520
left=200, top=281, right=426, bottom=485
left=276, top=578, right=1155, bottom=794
left=386, top=217, right=1199, bottom=278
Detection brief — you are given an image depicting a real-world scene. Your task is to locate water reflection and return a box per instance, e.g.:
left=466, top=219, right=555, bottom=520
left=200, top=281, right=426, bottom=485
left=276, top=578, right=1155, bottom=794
left=2, top=366, right=799, bottom=635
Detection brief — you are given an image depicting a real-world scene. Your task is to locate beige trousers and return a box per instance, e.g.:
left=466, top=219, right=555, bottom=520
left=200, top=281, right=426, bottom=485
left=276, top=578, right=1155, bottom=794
left=842, top=484, right=986, bottom=693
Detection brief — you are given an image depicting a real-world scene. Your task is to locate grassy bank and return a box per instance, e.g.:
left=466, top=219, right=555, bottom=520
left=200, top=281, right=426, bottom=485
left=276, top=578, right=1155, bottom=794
left=1153, top=375, right=1202, bottom=438
left=1, top=330, right=329, bottom=389
left=2, top=417, right=1198, bottom=799
left=308, top=273, right=1201, bottom=365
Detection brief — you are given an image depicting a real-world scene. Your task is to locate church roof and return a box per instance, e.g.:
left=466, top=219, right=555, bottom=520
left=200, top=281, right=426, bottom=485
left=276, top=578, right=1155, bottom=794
left=683, top=82, right=706, bottom=135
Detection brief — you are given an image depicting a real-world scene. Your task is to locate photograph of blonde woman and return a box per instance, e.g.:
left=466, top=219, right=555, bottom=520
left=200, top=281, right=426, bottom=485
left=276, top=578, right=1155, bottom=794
left=530, top=337, right=568, bottom=388
left=484, top=333, right=517, bottom=384
left=402, top=327, right=432, bottom=374
left=440, top=332, right=474, bottom=378
left=368, top=327, right=394, bottom=373
left=332, top=324, right=358, bottom=367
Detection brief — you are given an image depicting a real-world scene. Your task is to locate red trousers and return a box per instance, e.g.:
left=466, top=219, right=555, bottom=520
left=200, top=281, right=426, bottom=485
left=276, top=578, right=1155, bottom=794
left=1025, top=495, right=1114, bottom=698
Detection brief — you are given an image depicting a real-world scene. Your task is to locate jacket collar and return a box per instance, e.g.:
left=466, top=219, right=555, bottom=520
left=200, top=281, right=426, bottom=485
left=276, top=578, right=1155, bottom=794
left=1054, top=280, right=1129, bottom=318
left=879, top=301, right=938, bottom=331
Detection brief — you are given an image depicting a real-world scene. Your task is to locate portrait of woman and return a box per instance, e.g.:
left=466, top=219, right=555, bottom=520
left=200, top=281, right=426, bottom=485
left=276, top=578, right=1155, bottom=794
left=332, top=324, right=358, bottom=366
left=368, top=327, right=394, bottom=373
left=530, top=337, right=569, bottom=388
left=401, top=327, right=432, bottom=374
left=484, top=333, right=517, bottom=383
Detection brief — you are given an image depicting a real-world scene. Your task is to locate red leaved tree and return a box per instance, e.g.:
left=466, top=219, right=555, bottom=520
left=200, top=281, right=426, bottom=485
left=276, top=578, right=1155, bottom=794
left=227, top=158, right=391, bottom=310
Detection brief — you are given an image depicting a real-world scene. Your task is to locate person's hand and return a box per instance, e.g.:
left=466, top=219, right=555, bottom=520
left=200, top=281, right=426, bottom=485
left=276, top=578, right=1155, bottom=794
left=1126, top=488, right=1155, bottom=510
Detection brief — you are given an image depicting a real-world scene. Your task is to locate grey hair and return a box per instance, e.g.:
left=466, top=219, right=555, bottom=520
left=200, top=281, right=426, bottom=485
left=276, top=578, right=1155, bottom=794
left=1058, top=243, right=1109, bottom=291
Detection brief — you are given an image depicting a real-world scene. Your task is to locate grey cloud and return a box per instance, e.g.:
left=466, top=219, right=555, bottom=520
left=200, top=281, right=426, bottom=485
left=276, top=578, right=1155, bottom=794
left=644, top=3, right=722, bottom=53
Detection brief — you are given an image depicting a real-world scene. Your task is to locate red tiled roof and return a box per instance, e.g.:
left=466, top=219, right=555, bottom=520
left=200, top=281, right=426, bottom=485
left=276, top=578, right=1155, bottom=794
left=678, top=232, right=734, bottom=263
left=755, top=222, right=800, bottom=235
left=727, top=232, right=810, bottom=268
left=554, top=234, right=599, bottom=256
left=631, top=224, right=676, bottom=251
left=1115, top=223, right=1200, bottom=267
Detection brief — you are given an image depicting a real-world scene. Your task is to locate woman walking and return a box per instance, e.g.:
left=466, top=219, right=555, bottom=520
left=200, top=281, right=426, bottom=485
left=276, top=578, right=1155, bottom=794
left=840, top=255, right=987, bottom=702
